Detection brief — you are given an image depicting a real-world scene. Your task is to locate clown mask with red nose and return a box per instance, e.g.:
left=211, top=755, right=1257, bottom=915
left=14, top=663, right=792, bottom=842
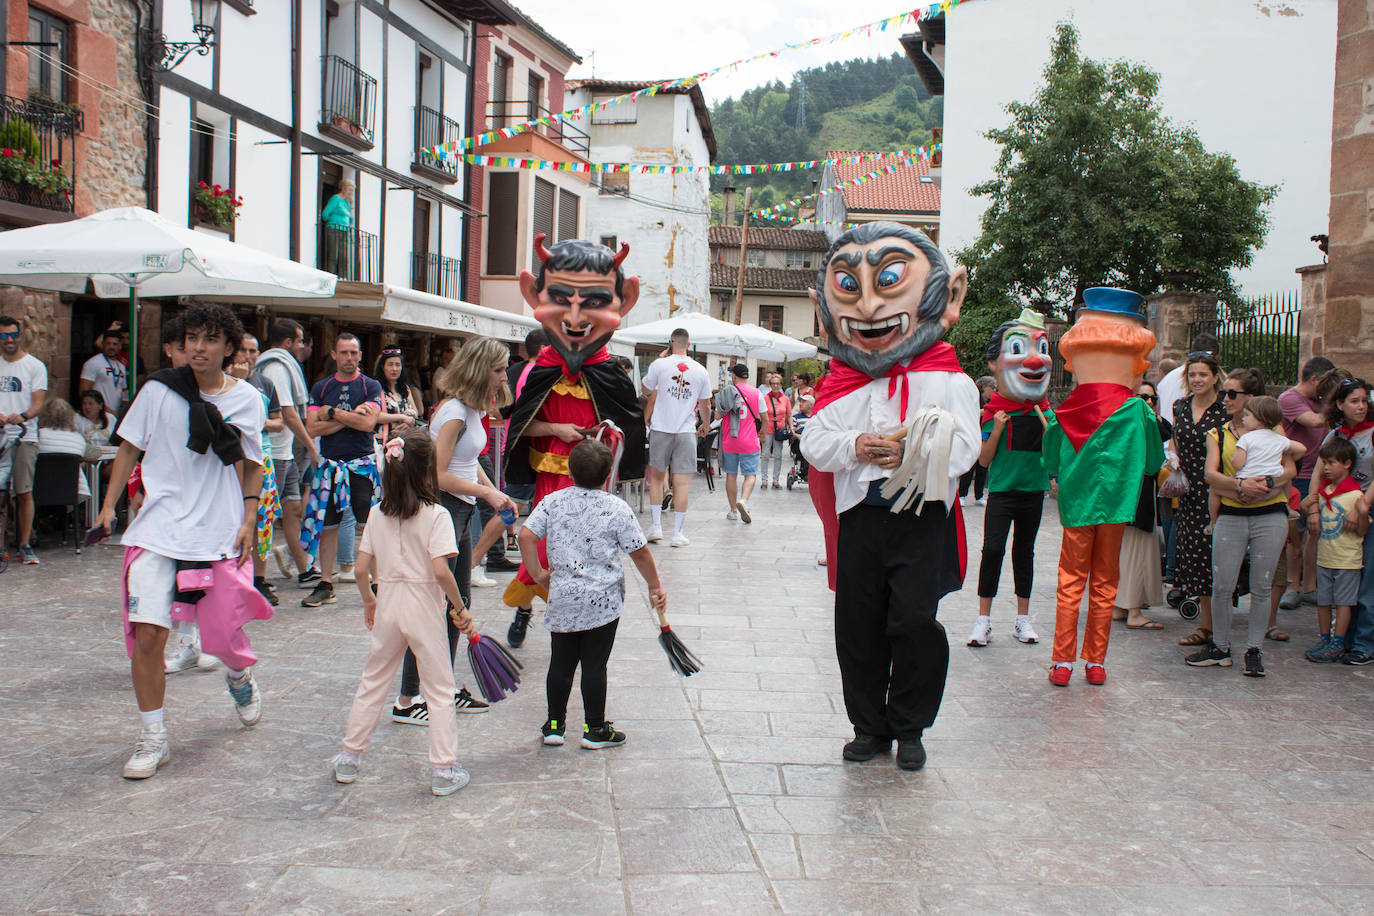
left=518, top=234, right=640, bottom=377
left=986, top=308, right=1052, bottom=403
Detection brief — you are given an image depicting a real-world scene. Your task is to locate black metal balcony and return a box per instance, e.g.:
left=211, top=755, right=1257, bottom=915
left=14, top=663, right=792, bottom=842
left=413, top=106, right=460, bottom=183
left=485, top=99, right=589, bottom=157
left=320, top=55, right=377, bottom=149
left=319, top=223, right=380, bottom=283
left=0, top=93, right=82, bottom=213
left=411, top=251, right=461, bottom=299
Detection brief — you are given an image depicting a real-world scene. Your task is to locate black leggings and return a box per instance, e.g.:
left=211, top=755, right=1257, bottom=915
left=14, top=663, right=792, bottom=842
left=976, top=490, right=1044, bottom=599
left=959, top=463, right=987, bottom=500
left=546, top=618, right=619, bottom=728
left=400, top=493, right=472, bottom=698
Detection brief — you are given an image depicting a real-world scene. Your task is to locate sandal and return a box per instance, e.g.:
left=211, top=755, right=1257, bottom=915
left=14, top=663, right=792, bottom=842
left=1178, top=627, right=1212, bottom=646
left=1126, top=618, right=1164, bottom=630
left=1265, top=625, right=1291, bottom=642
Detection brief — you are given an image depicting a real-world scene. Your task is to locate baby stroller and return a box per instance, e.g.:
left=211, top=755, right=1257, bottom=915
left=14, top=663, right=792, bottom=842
left=1167, top=551, right=1250, bottom=621
left=0, top=425, right=19, bottom=573
left=785, top=431, right=808, bottom=490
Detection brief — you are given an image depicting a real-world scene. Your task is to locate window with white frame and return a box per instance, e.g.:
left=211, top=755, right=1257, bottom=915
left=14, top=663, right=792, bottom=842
left=746, top=250, right=765, bottom=267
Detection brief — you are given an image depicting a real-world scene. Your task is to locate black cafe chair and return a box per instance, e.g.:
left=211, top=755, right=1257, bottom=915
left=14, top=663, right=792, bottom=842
left=31, top=452, right=84, bottom=554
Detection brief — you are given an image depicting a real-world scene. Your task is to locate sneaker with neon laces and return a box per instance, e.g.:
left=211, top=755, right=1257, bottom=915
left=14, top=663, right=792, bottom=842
left=1013, top=616, right=1039, bottom=644
left=541, top=719, right=566, bottom=746
left=670, top=531, right=691, bottom=547
left=581, top=722, right=626, bottom=749
left=227, top=671, right=262, bottom=725
left=471, top=565, right=497, bottom=587
left=331, top=752, right=359, bottom=784
left=646, top=525, right=664, bottom=543
left=302, top=582, right=335, bottom=607
left=455, top=687, right=489, bottom=714
left=966, top=617, right=992, bottom=647
left=122, top=727, right=169, bottom=779
left=432, top=766, right=470, bottom=796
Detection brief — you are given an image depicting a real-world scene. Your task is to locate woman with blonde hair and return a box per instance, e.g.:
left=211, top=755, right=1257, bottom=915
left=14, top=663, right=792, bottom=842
left=390, top=336, right=516, bottom=724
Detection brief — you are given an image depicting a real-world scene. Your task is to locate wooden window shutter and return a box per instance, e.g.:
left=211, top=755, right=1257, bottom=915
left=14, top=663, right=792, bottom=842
left=558, top=189, right=579, bottom=242
left=486, top=172, right=519, bottom=275
left=532, top=178, right=555, bottom=256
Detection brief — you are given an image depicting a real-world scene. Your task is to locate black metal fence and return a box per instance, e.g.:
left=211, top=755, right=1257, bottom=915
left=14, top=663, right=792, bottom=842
left=0, top=92, right=82, bottom=212
left=321, top=55, right=377, bottom=145
left=411, top=251, right=460, bottom=299
left=486, top=100, right=590, bottom=156
left=414, top=106, right=460, bottom=179
left=319, top=224, right=379, bottom=283
left=1188, top=290, right=1300, bottom=387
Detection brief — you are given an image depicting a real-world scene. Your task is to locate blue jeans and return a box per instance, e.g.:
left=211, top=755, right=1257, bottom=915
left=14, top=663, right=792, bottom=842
left=1347, top=532, right=1374, bottom=653
left=337, top=505, right=356, bottom=566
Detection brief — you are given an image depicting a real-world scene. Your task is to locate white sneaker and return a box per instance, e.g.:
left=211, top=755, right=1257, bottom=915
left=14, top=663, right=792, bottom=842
left=646, top=525, right=664, bottom=543
left=967, top=617, right=992, bottom=647
left=164, top=643, right=198, bottom=674
left=273, top=546, right=296, bottom=579
left=122, top=727, right=169, bottom=779
left=196, top=652, right=221, bottom=671
left=726, top=509, right=740, bottom=520
left=1013, top=616, right=1039, bottom=644
left=471, top=566, right=497, bottom=588
left=432, top=766, right=471, bottom=796
left=227, top=671, right=262, bottom=726
left=670, top=532, right=691, bottom=548
left=737, top=502, right=752, bottom=524
left=331, top=752, right=359, bottom=784
left=337, top=566, right=357, bottom=583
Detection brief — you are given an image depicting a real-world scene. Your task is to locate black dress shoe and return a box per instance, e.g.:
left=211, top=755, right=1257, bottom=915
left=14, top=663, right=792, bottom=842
left=896, top=737, right=927, bottom=771
left=842, top=734, right=893, bottom=761
left=486, top=556, right=521, bottom=572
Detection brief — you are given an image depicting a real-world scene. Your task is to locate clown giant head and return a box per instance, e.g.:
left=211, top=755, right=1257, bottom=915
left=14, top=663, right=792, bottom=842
left=810, top=222, right=967, bottom=379
left=986, top=307, right=1052, bottom=403
left=1057, top=287, right=1155, bottom=389
left=519, top=234, right=640, bottom=376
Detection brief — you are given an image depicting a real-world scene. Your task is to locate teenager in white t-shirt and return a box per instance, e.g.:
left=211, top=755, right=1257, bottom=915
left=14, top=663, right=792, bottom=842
left=640, top=329, right=712, bottom=546
left=96, top=304, right=267, bottom=781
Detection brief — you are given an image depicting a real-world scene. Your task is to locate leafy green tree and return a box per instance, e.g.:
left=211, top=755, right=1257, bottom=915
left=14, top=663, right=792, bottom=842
left=957, top=22, right=1276, bottom=313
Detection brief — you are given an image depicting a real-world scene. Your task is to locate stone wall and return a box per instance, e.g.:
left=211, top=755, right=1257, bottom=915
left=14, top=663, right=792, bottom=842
left=81, top=0, right=148, bottom=212
left=0, top=287, right=68, bottom=393
left=1144, top=290, right=1218, bottom=363
left=1297, top=262, right=1327, bottom=368
left=1325, top=0, right=1374, bottom=378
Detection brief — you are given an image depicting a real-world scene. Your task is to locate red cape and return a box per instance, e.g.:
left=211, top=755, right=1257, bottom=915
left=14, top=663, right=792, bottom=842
left=534, top=344, right=611, bottom=376
left=809, top=342, right=966, bottom=591
left=1052, top=382, right=1132, bottom=451
left=1318, top=475, right=1362, bottom=509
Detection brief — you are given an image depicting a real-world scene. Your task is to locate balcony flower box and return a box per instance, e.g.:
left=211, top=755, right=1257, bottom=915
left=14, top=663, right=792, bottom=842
left=193, top=181, right=242, bottom=230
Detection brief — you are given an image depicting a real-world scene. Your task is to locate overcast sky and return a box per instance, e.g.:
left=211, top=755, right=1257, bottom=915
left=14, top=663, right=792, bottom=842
left=515, top=0, right=920, bottom=105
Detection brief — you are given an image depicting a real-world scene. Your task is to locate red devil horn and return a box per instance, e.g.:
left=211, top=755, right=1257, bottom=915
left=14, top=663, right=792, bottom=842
left=533, top=233, right=552, bottom=264
left=611, top=241, right=630, bottom=270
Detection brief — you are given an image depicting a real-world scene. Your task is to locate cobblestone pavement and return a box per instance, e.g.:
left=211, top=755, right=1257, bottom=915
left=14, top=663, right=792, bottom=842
left=2, top=476, right=1372, bottom=914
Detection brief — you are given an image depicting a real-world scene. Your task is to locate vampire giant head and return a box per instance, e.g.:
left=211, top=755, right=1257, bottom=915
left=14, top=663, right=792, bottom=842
left=810, top=222, right=968, bottom=379
left=519, top=235, right=640, bottom=376
left=986, top=307, right=1052, bottom=403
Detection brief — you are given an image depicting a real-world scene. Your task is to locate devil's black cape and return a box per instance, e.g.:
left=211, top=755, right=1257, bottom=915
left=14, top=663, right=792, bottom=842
left=503, top=356, right=646, bottom=487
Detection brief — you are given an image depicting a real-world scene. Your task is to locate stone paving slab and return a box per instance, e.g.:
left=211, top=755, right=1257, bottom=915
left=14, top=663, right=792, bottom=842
left=2, top=476, right=1372, bottom=913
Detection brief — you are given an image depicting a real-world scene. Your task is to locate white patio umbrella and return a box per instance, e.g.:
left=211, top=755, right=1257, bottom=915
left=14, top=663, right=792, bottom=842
left=616, top=310, right=817, bottom=361
left=735, top=322, right=819, bottom=362
left=0, top=206, right=337, bottom=398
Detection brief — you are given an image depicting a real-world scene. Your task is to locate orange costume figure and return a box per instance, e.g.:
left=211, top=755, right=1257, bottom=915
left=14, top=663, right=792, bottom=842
left=1041, top=288, right=1164, bottom=687
left=499, top=236, right=646, bottom=647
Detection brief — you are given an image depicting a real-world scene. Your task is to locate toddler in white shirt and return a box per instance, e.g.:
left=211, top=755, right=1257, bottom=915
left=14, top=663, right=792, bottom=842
left=1209, top=396, right=1290, bottom=533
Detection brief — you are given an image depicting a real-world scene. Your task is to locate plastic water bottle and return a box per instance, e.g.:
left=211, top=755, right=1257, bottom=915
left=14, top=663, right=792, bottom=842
left=499, top=507, right=516, bottom=525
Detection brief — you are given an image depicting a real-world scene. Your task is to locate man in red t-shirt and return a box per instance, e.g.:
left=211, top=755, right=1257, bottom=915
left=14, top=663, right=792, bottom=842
left=1278, top=356, right=1337, bottom=608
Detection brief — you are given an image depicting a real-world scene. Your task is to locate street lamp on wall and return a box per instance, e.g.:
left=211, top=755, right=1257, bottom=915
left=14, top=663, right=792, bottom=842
left=142, top=0, right=217, bottom=72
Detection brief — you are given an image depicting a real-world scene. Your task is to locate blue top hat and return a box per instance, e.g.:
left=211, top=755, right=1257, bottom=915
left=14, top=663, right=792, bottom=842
left=1079, top=287, right=1146, bottom=323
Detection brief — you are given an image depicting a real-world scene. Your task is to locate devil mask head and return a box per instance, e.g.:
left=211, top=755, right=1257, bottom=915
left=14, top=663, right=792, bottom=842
left=986, top=308, right=1052, bottom=403
left=810, top=222, right=967, bottom=379
left=519, top=234, right=640, bottom=377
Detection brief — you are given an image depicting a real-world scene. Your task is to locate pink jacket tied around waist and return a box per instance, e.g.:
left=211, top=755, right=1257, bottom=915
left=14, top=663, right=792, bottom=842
left=121, top=547, right=274, bottom=669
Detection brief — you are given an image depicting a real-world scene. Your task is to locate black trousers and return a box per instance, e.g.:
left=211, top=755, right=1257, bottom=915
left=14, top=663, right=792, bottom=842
left=547, top=618, right=619, bottom=727
left=958, top=463, right=987, bottom=500
left=835, top=502, right=957, bottom=741
left=400, top=493, right=472, bottom=698
left=475, top=455, right=505, bottom=564
left=976, top=490, right=1045, bottom=599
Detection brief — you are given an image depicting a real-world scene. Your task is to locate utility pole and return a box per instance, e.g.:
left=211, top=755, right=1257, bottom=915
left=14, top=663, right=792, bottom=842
left=731, top=186, right=752, bottom=325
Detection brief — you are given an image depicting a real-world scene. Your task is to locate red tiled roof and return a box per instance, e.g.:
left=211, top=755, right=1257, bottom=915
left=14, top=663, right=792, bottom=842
left=827, top=150, right=940, bottom=213
left=708, top=226, right=830, bottom=251
left=708, top=263, right=815, bottom=292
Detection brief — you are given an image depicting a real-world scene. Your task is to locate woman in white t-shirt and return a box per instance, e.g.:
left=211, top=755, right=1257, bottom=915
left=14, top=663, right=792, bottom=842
left=391, top=336, right=516, bottom=722
left=37, top=397, right=101, bottom=501
left=74, top=389, right=119, bottom=447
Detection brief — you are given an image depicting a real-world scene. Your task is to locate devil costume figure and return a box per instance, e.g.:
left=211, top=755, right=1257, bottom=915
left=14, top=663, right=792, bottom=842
left=500, top=236, right=646, bottom=642
left=1043, top=288, right=1164, bottom=687
left=801, top=222, right=980, bottom=770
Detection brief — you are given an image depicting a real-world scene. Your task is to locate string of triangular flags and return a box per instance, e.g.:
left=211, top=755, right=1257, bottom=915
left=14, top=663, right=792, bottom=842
left=747, top=148, right=940, bottom=218
left=455, top=148, right=930, bottom=175
left=421, top=0, right=976, bottom=158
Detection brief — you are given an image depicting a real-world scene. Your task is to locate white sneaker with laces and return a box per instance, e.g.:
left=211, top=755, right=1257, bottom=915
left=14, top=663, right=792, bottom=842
left=670, top=532, right=691, bottom=547
left=331, top=751, right=359, bottom=784
left=726, top=509, right=739, bottom=520
left=123, top=727, right=169, bottom=779
left=164, top=643, right=198, bottom=674
left=737, top=502, right=752, bottom=524
left=471, top=566, right=497, bottom=587
left=646, top=525, right=664, bottom=543
left=337, top=567, right=357, bottom=583
left=432, top=766, right=471, bottom=796
left=967, top=617, right=992, bottom=647
left=1013, top=616, right=1039, bottom=644
left=196, top=652, right=221, bottom=671
left=227, top=671, right=262, bottom=726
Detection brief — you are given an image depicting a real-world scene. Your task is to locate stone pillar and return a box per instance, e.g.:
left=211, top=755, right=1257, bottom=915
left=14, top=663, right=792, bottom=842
left=1, top=288, right=69, bottom=397
left=1297, top=263, right=1327, bottom=367
left=1325, top=0, right=1374, bottom=378
left=1144, top=290, right=1218, bottom=363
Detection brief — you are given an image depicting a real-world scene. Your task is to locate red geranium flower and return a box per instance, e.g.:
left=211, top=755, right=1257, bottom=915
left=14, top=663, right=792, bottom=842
left=198, top=180, right=207, bottom=188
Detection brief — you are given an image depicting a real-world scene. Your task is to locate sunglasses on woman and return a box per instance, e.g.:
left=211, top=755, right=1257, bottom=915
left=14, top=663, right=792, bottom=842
left=1338, top=377, right=1369, bottom=393
left=1223, top=390, right=1244, bottom=399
